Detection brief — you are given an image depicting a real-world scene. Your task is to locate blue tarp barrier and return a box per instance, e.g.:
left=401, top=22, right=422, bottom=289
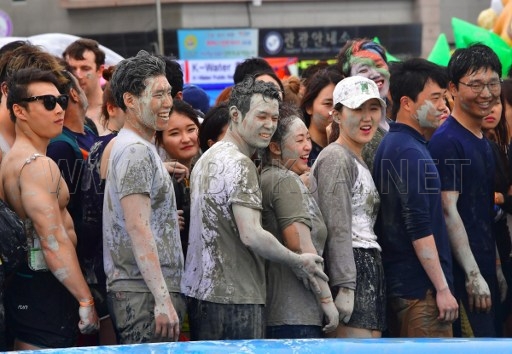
left=9, top=338, right=512, bottom=354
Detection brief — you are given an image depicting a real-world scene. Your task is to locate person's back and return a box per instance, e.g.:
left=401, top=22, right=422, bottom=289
left=46, top=71, right=97, bottom=273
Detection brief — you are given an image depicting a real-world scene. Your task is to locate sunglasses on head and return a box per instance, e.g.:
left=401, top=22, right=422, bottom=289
left=19, top=94, right=69, bottom=111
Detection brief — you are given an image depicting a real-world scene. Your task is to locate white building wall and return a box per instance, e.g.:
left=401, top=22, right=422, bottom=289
left=0, top=0, right=489, bottom=57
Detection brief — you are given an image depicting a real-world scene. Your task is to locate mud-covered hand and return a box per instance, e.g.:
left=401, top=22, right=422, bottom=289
left=335, top=287, right=354, bottom=325
left=465, top=271, right=491, bottom=313
left=154, top=297, right=180, bottom=342
left=320, top=297, right=339, bottom=332
left=497, top=262, right=508, bottom=303
left=78, top=300, right=100, bottom=334
left=292, top=253, right=328, bottom=294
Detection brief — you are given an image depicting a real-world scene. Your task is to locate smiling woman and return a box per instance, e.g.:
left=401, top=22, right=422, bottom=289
left=155, top=99, right=201, bottom=260
left=311, top=76, right=386, bottom=339
left=260, top=102, right=338, bottom=339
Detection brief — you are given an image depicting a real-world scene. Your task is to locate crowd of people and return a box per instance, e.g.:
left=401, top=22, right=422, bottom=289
left=0, top=35, right=509, bottom=350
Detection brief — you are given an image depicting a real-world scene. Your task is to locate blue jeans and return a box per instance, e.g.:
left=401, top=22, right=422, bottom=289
left=266, top=325, right=322, bottom=339
left=187, top=297, right=264, bottom=340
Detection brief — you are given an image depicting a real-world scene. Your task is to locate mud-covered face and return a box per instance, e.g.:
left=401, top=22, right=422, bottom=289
left=136, top=75, right=173, bottom=131
left=413, top=80, right=450, bottom=129
left=350, top=57, right=390, bottom=99
left=237, top=93, right=279, bottom=149
left=280, top=118, right=312, bottom=175
left=337, top=98, right=381, bottom=148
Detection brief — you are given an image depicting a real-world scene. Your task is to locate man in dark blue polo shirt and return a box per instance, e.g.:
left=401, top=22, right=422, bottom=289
left=373, top=58, right=457, bottom=337
left=428, top=44, right=505, bottom=337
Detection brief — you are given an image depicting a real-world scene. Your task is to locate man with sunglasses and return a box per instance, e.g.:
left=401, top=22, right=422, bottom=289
left=428, top=44, right=506, bottom=337
left=0, top=68, right=99, bottom=350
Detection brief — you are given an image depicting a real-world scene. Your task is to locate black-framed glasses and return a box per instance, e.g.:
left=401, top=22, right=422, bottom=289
left=19, top=94, right=69, bottom=111
left=458, top=79, right=502, bottom=94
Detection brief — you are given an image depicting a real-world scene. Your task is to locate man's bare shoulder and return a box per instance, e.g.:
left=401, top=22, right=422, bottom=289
left=3, top=150, right=62, bottom=193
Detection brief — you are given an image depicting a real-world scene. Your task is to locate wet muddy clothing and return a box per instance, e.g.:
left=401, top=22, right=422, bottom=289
left=311, top=142, right=385, bottom=330
left=261, top=165, right=327, bottom=328
left=428, top=116, right=495, bottom=277
left=182, top=141, right=265, bottom=305
left=107, top=291, right=186, bottom=344
left=428, top=115, right=496, bottom=337
left=187, top=298, right=264, bottom=340
left=373, top=123, right=453, bottom=299
left=103, top=128, right=183, bottom=294
left=311, top=142, right=381, bottom=291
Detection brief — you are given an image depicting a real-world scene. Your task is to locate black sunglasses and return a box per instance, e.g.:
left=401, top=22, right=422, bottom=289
left=19, top=94, right=69, bottom=111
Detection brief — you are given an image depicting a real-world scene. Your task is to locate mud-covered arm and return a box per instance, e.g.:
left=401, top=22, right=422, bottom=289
left=441, top=191, right=491, bottom=312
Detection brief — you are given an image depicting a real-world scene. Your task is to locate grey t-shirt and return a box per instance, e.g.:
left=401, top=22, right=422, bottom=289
left=311, top=142, right=380, bottom=290
left=261, top=165, right=327, bottom=326
left=103, top=129, right=183, bottom=293
left=181, top=141, right=265, bottom=304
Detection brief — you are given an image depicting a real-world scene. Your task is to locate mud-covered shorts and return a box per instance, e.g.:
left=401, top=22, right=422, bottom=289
left=107, top=291, right=186, bottom=344
left=347, top=247, right=386, bottom=331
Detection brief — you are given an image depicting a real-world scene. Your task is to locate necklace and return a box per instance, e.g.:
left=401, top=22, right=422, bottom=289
left=107, top=127, right=119, bottom=134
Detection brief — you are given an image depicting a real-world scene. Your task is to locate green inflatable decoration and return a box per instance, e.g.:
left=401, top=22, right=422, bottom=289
left=452, top=17, right=511, bottom=76
left=427, top=33, right=451, bottom=67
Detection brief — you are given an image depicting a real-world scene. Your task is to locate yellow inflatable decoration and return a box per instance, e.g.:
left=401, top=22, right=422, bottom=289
left=478, top=0, right=512, bottom=46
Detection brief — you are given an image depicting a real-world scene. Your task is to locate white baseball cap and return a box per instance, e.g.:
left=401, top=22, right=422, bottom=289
left=333, top=76, right=386, bottom=111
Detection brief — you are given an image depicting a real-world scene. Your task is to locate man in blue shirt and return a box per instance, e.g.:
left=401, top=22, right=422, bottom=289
left=374, top=58, right=457, bottom=337
left=428, top=44, right=506, bottom=337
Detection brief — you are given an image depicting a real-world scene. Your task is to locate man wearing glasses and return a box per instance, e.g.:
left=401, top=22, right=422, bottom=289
left=0, top=68, right=99, bottom=350
left=428, top=44, right=506, bottom=337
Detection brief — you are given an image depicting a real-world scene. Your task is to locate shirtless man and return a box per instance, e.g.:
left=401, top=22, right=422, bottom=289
left=63, top=38, right=105, bottom=134
left=1, top=68, right=99, bottom=349
left=182, top=76, right=328, bottom=340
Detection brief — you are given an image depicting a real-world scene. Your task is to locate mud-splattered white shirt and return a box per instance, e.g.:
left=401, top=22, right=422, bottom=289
left=311, top=142, right=380, bottom=290
left=181, top=141, right=265, bottom=304
left=103, top=129, right=183, bottom=293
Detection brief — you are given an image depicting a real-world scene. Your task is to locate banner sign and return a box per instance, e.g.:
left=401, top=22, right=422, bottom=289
left=259, top=24, right=422, bottom=59
left=178, top=29, right=258, bottom=60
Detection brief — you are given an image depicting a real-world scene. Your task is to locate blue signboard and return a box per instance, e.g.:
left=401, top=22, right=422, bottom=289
left=178, top=29, right=258, bottom=60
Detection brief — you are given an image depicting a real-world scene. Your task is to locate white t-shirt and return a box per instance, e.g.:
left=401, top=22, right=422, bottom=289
left=181, top=141, right=266, bottom=304
left=103, top=129, right=183, bottom=293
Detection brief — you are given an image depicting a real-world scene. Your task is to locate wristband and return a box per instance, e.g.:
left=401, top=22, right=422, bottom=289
left=79, top=297, right=95, bottom=307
